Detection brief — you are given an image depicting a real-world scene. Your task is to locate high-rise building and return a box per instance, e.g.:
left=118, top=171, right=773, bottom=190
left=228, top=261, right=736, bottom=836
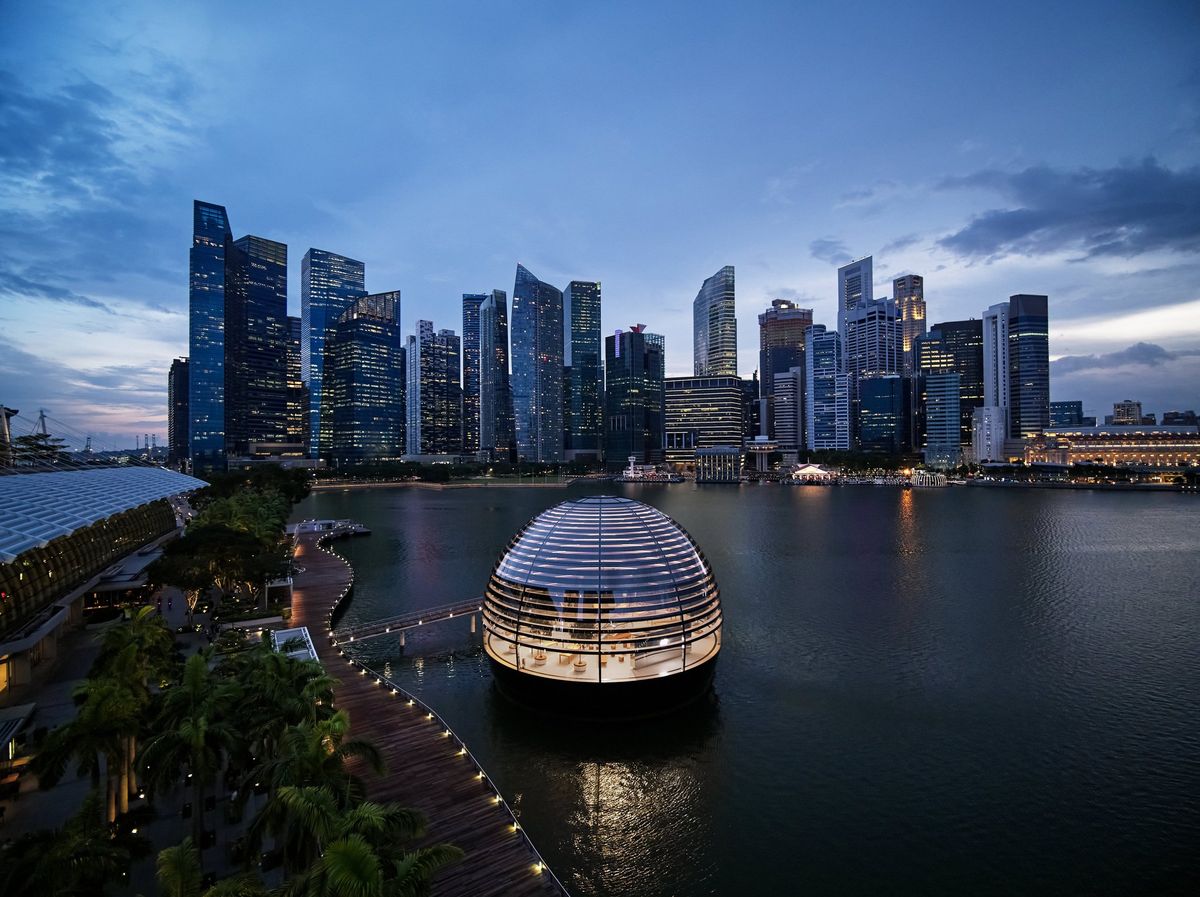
left=406, top=321, right=462, bottom=456
left=285, top=316, right=307, bottom=449
left=806, top=325, right=850, bottom=451
left=758, top=299, right=813, bottom=439
left=605, top=325, right=665, bottom=465
left=971, top=405, right=1008, bottom=463
left=693, top=265, right=737, bottom=377
left=1112, top=399, right=1143, bottom=425
left=916, top=319, right=984, bottom=450
left=771, top=367, right=805, bottom=452
left=188, top=201, right=232, bottom=471
left=461, top=293, right=486, bottom=454
left=167, top=358, right=189, bottom=466
left=894, top=274, right=926, bottom=376
left=479, top=290, right=515, bottom=461
left=975, top=301, right=1011, bottom=462
left=837, top=256, right=873, bottom=337
left=225, top=235, right=289, bottom=456
left=664, top=375, right=745, bottom=465
left=739, top=373, right=762, bottom=441
left=1162, top=410, right=1198, bottom=426
left=323, top=292, right=405, bottom=468
left=511, top=264, right=564, bottom=462
left=1007, top=294, right=1050, bottom=438
left=301, top=248, right=366, bottom=459
left=844, top=298, right=902, bottom=443
left=563, top=280, right=603, bottom=461
left=1050, top=400, right=1084, bottom=428
left=923, top=372, right=962, bottom=468
left=859, top=374, right=906, bottom=454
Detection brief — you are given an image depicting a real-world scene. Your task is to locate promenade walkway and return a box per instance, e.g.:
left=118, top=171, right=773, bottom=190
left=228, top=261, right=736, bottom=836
left=290, top=530, right=568, bottom=897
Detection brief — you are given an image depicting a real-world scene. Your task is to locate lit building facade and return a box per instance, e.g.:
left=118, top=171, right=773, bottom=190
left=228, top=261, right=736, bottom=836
left=693, top=265, right=737, bottom=377
left=1008, top=294, right=1050, bottom=438
left=323, top=292, right=405, bottom=468
left=758, top=299, right=813, bottom=439
left=406, top=321, right=462, bottom=456
left=1112, top=399, right=1143, bottom=426
left=461, top=293, right=486, bottom=455
left=1050, top=401, right=1084, bottom=428
left=604, top=326, right=665, bottom=465
left=479, top=290, right=515, bottom=460
left=285, top=316, right=307, bottom=450
left=845, top=298, right=902, bottom=442
left=859, top=373, right=906, bottom=454
left=771, top=367, right=805, bottom=452
left=512, top=264, right=564, bottom=462
left=188, top=200, right=232, bottom=471
left=923, top=372, right=962, bottom=468
left=1024, top=426, right=1200, bottom=468
left=664, top=375, right=745, bottom=465
left=894, top=274, right=926, bottom=376
left=806, top=325, right=851, bottom=451
left=696, top=446, right=743, bottom=483
left=301, top=248, right=366, bottom=460
left=563, top=280, right=603, bottom=461
left=167, top=357, right=189, bottom=466
left=916, top=318, right=983, bottom=451
left=837, top=255, right=873, bottom=338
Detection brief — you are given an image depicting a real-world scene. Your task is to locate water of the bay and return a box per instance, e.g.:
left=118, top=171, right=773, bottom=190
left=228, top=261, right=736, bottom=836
left=294, top=483, right=1200, bottom=896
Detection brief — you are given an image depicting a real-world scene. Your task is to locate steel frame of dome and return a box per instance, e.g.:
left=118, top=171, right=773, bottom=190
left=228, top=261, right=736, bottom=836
left=482, top=496, right=721, bottom=706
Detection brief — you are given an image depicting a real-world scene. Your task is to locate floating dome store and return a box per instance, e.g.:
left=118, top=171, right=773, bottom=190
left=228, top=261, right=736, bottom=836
left=482, top=496, right=722, bottom=712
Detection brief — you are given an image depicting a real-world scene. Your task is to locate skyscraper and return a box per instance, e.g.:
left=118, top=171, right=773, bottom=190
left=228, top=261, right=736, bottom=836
left=837, top=256, right=873, bottom=337
left=859, top=374, right=906, bottom=454
left=323, top=292, right=405, bottom=468
left=771, top=367, right=805, bottom=452
left=188, top=200, right=231, bottom=471
left=302, top=248, right=366, bottom=459
left=894, top=274, right=926, bottom=376
left=605, top=325, right=665, bottom=465
left=806, top=325, right=850, bottom=450
left=511, top=264, right=564, bottom=462
left=664, top=375, right=744, bottom=465
left=563, top=280, right=603, bottom=461
left=1007, top=294, right=1050, bottom=438
left=285, top=316, right=307, bottom=449
left=1050, top=400, right=1085, bottom=427
left=916, top=319, right=983, bottom=450
left=479, top=290, right=515, bottom=460
left=461, top=293, right=486, bottom=454
left=923, top=372, right=962, bottom=468
left=844, top=298, right=902, bottom=444
left=758, top=299, right=813, bottom=439
left=406, top=321, right=462, bottom=456
left=167, top=357, right=189, bottom=467
left=693, top=265, right=737, bottom=377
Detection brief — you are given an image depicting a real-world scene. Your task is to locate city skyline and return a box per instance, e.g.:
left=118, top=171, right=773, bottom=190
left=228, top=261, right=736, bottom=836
left=2, top=1, right=1199, bottom=444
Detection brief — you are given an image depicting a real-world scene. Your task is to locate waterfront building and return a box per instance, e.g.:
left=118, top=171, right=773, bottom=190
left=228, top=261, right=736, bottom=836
left=461, top=294, right=486, bottom=455
left=696, top=446, right=743, bottom=483
left=693, top=265, right=737, bottom=377
left=323, top=292, right=405, bottom=468
left=1008, top=294, right=1050, bottom=438
left=1024, top=425, right=1200, bottom=468
left=285, top=316, right=308, bottom=450
left=859, top=373, right=906, bottom=454
left=563, top=280, right=603, bottom=461
left=916, top=319, right=983, bottom=450
left=188, top=200, right=232, bottom=471
left=806, top=325, right=851, bottom=451
left=837, top=255, right=873, bottom=338
left=478, top=290, right=515, bottom=461
left=167, top=357, right=189, bottom=466
left=481, top=496, right=722, bottom=710
left=511, top=264, right=564, bottom=462
left=739, top=374, right=763, bottom=440
left=971, top=405, right=1010, bottom=463
left=894, top=274, right=926, bottom=376
left=664, top=376, right=744, bottom=466
left=1112, top=399, right=1143, bottom=426
left=302, top=249, right=366, bottom=459
left=771, top=367, right=805, bottom=452
left=1051, top=401, right=1085, bottom=428
left=406, top=321, right=463, bottom=456
left=604, top=325, right=664, bottom=465
left=845, top=298, right=902, bottom=442
left=923, top=372, right=962, bottom=468
left=758, top=299, right=813, bottom=439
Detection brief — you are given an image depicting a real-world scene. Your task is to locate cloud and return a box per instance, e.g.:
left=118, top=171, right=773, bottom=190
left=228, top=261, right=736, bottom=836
left=809, top=237, right=851, bottom=265
left=881, top=233, right=920, bottom=254
left=0, top=266, right=115, bottom=313
left=1051, top=341, right=1199, bottom=376
left=937, top=157, right=1200, bottom=261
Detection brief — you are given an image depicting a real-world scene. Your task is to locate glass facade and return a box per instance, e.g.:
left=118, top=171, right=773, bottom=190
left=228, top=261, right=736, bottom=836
left=482, top=497, right=722, bottom=685
left=167, top=357, right=189, bottom=465
left=692, top=265, right=737, bottom=377
left=758, top=299, right=813, bottom=440
left=301, top=249, right=366, bottom=459
left=837, top=256, right=873, bottom=336
left=323, top=292, right=405, bottom=468
left=188, top=200, right=231, bottom=471
left=563, top=281, right=603, bottom=459
left=894, top=274, right=926, bottom=376
left=1008, top=294, right=1050, bottom=438
left=1050, top=400, right=1084, bottom=428
left=859, top=374, right=906, bottom=453
left=664, top=376, right=744, bottom=464
left=917, top=318, right=984, bottom=451
left=479, top=290, right=515, bottom=460
left=405, top=321, right=462, bottom=455
left=845, top=299, right=902, bottom=444
left=806, top=325, right=850, bottom=450
left=604, top=326, right=665, bottom=465
left=285, top=316, right=308, bottom=448
left=461, top=294, right=486, bottom=454
left=923, top=372, right=962, bottom=467
left=511, top=264, right=564, bottom=462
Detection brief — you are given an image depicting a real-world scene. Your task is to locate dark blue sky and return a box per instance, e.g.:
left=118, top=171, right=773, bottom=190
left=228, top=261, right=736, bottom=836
left=2, top=0, right=1198, bottom=444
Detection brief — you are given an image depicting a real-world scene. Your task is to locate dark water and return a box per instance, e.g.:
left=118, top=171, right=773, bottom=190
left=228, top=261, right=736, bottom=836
left=294, top=483, right=1200, bottom=896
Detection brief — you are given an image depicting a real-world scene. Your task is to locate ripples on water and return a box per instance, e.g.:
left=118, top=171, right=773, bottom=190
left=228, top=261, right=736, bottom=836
left=299, top=484, right=1200, bottom=896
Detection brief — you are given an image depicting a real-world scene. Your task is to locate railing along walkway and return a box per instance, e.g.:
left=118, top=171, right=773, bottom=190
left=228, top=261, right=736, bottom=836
left=290, top=528, right=568, bottom=897
left=334, top=598, right=483, bottom=644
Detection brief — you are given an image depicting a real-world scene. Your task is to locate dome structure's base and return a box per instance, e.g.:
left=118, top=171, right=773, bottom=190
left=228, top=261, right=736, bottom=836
left=487, top=655, right=718, bottom=720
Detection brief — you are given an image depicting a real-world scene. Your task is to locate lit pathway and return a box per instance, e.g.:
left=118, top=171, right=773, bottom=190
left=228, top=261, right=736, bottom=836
left=290, top=530, right=568, bottom=897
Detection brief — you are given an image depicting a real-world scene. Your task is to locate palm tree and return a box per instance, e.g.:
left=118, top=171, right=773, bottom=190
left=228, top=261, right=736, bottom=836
left=157, top=838, right=269, bottom=897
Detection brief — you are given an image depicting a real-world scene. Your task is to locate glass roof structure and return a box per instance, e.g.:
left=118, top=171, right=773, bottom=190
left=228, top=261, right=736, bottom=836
left=0, top=467, right=207, bottom=564
left=483, top=496, right=722, bottom=684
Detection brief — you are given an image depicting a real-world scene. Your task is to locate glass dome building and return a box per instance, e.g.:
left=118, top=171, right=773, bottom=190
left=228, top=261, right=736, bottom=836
left=483, top=496, right=722, bottom=711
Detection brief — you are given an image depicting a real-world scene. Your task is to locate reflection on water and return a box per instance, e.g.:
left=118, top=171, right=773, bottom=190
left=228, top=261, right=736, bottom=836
left=298, top=484, right=1200, bottom=897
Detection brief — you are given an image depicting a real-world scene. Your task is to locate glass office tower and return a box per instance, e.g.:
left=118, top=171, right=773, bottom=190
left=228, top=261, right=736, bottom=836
left=323, top=292, right=405, bottom=468
left=1007, top=294, right=1050, bottom=438
left=664, top=375, right=744, bottom=465
left=859, top=374, right=906, bottom=454
left=461, top=293, right=488, bottom=455
left=1050, top=400, right=1084, bottom=428
left=894, top=273, right=926, bottom=376
left=837, top=256, right=873, bottom=338
left=285, top=316, right=307, bottom=449
left=758, top=299, right=813, bottom=439
left=511, top=264, right=564, bottom=462
left=806, top=324, right=851, bottom=450
left=302, top=248, right=366, bottom=459
left=693, top=265, right=737, bottom=377
left=188, top=200, right=231, bottom=471
left=604, top=326, right=665, bottom=465
left=923, top=372, right=963, bottom=468
left=917, top=319, right=984, bottom=451
left=479, top=290, right=515, bottom=460
left=563, top=280, right=603, bottom=460
left=167, top=357, right=189, bottom=467
left=406, top=321, right=463, bottom=455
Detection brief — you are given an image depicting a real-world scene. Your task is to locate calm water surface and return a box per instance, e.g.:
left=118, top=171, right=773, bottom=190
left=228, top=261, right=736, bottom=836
left=294, top=484, right=1200, bottom=896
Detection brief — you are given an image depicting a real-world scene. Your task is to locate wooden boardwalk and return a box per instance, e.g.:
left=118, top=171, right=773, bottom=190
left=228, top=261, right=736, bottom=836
left=290, top=530, right=568, bottom=897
